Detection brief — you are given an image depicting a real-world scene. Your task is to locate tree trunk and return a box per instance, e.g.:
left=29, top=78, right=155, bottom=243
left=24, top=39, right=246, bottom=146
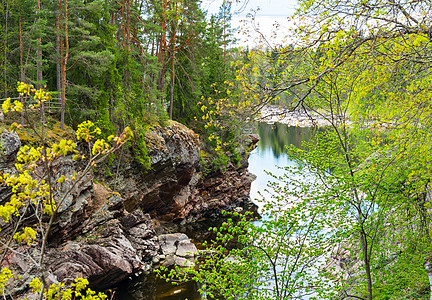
left=360, top=230, right=373, bottom=300
left=169, top=50, right=174, bottom=119
left=59, top=0, right=68, bottom=129
left=19, top=0, right=24, bottom=125
left=56, top=16, right=61, bottom=114
left=425, top=260, right=432, bottom=300
left=169, top=2, right=177, bottom=120
left=126, top=0, right=131, bottom=51
left=36, top=0, right=43, bottom=86
left=156, top=0, right=167, bottom=103
left=3, top=0, right=9, bottom=98
left=36, top=0, right=45, bottom=122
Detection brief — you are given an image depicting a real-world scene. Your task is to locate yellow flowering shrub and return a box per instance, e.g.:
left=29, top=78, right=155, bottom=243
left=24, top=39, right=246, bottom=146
left=0, top=83, right=132, bottom=299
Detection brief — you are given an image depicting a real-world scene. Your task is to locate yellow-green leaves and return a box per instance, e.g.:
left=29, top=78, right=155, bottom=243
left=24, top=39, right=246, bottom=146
left=29, top=277, right=107, bottom=300
left=16, top=81, right=33, bottom=96
left=123, top=126, right=133, bottom=141
left=51, top=139, right=76, bottom=157
left=112, top=126, right=133, bottom=146
left=8, top=122, right=22, bottom=132
left=76, top=121, right=132, bottom=159
left=72, top=277, right=89, bottom=293
left=198, top=58, right=262, bottom=163
left=13, top=227, right=37, bottom=245
left=2, top=98, right=23, bottom=113
left=0, top=268, right=13, bottom=295
left=29, top=277, right=42, bottom=293
left=91, top=139, right=110, bottom=156
left=76, top=121, right=102, bottom=143
left=57, top=175, right=66, bottom=184
left=2, top=82, right=52, bottom=113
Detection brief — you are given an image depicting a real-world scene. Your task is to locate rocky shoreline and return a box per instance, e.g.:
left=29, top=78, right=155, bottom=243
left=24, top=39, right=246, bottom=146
left=260, top=105, right=343, bottom=127
left=0, top=121, right=259, bottom=297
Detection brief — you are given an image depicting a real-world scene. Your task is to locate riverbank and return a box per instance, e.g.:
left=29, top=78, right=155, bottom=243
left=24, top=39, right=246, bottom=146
left=260, top=105, right=347, bottom=127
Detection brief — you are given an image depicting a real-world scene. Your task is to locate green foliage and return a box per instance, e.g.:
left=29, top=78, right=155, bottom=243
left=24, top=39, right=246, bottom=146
left=159, top=195, right=335, bottom=299
left=199, top=150, right=230, bottom=175
left=161, top=0, right=432, bottom=296
left=0, top=84, right=133, bottom=298
left=133, top=127, right=151, bottom=170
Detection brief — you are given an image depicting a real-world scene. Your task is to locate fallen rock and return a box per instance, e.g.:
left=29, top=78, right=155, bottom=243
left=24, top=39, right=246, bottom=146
left=176, top=239, right=197, bottom=258
left=157, top=233, right=197, bottom=267
left=174, top=256, right=195, bottom=268
left=158, top=233, right=188, bottom=256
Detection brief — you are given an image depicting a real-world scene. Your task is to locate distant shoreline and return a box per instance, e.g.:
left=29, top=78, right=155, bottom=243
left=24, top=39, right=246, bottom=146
left=259, top=105, right=350, bottom=127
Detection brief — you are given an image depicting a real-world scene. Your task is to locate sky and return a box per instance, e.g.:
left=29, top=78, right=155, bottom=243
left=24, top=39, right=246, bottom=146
left=201, top=0, right=299, bottom=47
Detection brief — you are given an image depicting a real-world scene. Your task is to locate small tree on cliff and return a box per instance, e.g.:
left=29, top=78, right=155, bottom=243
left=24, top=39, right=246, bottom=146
left=159, top=185, right=339, bottom=299
left=0, top=82, right=133, bottom=298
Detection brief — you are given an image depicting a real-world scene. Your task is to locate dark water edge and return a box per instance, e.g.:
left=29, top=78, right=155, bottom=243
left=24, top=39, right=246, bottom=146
left=115, top=123, right=316, bottom=300
left=115, top=274, right=201, bottom=300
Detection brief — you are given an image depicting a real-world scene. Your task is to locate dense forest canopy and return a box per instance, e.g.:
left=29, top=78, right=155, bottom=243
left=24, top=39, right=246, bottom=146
left=0, top=0, right=239, bottom=131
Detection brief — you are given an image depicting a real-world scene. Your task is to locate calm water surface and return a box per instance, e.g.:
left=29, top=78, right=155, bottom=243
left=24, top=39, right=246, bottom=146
left=115, top=123, right=315, bottom=300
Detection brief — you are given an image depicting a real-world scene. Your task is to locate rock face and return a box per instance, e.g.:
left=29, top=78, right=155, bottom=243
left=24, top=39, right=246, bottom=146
left=185, top=159, right=257, bottom=223
left=47, top=210, right=157, bottom=290
left=3, top=193, right=158, bottom=295
left=105, top=120, right=258, bottom=224
left=0, top=120, right=258, bottom=295
left=0, top=131, right=21, bottom=172
left=48, top=157, right=95, bottom=245
left=106, top=121, right=201, bottom=222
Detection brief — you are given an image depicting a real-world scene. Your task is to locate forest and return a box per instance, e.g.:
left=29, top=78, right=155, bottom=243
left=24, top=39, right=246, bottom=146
left=1, top=0, right=432, bottom=299
left=0, top=0, right=239, bottom=134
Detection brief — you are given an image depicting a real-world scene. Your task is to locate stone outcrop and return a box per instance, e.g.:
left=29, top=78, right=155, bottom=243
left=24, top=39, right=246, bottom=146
left=48, top=157, right=95, bottom=245
left=105, top=121, right=201, bottom=222
left=0, top=131, right=20, bottom=205
left=47, top=210, right=157, bottom=290
left=0, top=131, right=21, bottom=172
left=104, top=120, right=258, bottom=224
left=185, top=160, right=257, bottom=223
left=0, top=120, right=258, bottom=295
left=3, top=193, right=158, bottom=295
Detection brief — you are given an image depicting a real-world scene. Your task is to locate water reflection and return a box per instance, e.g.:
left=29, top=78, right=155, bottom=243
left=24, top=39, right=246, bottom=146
left=115, top=274, right=201, bottom=300
left=257, top=123, right=314, bottom=157
left=250, top=123, right=315, bottom=212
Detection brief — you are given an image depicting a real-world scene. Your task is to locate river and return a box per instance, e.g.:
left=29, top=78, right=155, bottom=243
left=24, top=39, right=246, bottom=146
left=116, top=123, right=315, bottom=300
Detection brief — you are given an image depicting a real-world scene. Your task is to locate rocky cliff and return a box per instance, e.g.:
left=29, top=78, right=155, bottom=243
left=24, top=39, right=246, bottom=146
left=0, top=121, right=258, bottom=296
left=102, top=121, right=258, bottom=226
